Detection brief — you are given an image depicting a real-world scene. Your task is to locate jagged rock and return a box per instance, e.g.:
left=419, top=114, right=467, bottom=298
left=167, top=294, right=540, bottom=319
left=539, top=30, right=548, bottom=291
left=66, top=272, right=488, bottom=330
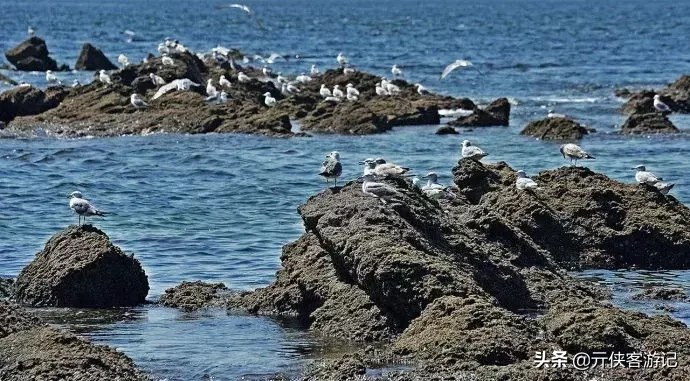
left=0, top=85, right=62, bottom=123
left=130, top=75, right=156, bottom=94
left=13, top=225, right=149, bottom=307
left=449, top=97, right=510, bottom=127
left=0, top=73, right=17, bottom=86
left=620, top=112, right=678, bottom=134
left=4, top=37, right=59, bottom=71
left=633, top=287, right=688, bottom=301
left=621, top=74, right=690, bottom=114
left=520, top=116, right=592, bottom=140
left=74, top=43, right=118, bottom=71
left=159, top=281, right=229, bottom=311
left=0, top=278, right=13, bottom=299
left=0, top=301, right=147, bottom=380
left=435, top=125, right=458, bottom=135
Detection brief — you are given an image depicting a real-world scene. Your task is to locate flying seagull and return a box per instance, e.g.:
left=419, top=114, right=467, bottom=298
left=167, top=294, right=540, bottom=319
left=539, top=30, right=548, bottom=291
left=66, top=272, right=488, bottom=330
left=440, top=59, right=482, bottom=79
left=559, top=143, right=594, bottom=166
left=69, top=191, right=107, bottom=225
left=218, top=3, right=266, bottom=31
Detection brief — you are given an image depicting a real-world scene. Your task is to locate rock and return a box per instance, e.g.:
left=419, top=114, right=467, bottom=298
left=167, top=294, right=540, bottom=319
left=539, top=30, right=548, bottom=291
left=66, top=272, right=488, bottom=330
left=435, top=125, right=458, bottom=135
left=0, top=278, right=13, bottom=299
left=449, top=97, right=510, bottom=127
left=0, top=301, right=147, bottom=380
left=615, top=88, right=632, bottom=98
left=0, top=72, right=17, bottom=86
left=620, top=112, right=678, bottom=134
left=13, top=225, right=149, bottom=307
left=131, top=75, right=156, bottom=94
left=74, top=43, right=118, bottom=71
left=4, top=37, right=59, bottom=71
left=0, top=85, right=62, bottom=123
left=633, top=286, right=688, bottom=301
left=621, top=74, right=690, bottom=114
left=620, top=90, right=657, bottom=115
left=520, top=116, right=591, bottom=140
left=159, top=281, right=229, bottom=311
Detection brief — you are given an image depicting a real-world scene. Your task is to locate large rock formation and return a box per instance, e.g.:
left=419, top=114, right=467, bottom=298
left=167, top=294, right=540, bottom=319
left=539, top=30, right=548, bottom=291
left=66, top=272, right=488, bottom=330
left=620, top=112, right=679, bottom=134
left=13, top=225, right=149, bottom=307
left=0, top=85, right=66, bottom=123
left=4, top=37, right=59, bottom=71
left=449, top=97, right=510, bottom=127
left=74, top=43, right=118, bottom=71
left=0, top=301, right=147, bottom=380
left=621, top=75, right=690, bottom=115
left=521, top=116, right=592, bottom=140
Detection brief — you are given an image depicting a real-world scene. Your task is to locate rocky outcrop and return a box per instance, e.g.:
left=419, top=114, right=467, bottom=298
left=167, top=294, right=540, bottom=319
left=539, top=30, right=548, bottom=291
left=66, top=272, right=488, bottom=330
left=449, top=97, right=510, bottom=127
left=0, top=278, right=13, bottom=299
left=74, top=43, right=118, bottom=71
left=4, top=37, right=59, bottom=71
left=520, top=116, right=592, bottom=140
left=159, top=281, right=229, bottom=311
left=0, top=85, right=65, bottom=123
left=621, top=75, right=690, bottom=115
left=620, top=112, right=678, bottom=134
left=0, top=73, right=17, bottom=86
left=435, top=125, right=457, bottom=134
left=633, top=287, right=688, bottom=301
left=13, top=225, right=149, bottom=307
left=0, top=301, right=147, bottom=380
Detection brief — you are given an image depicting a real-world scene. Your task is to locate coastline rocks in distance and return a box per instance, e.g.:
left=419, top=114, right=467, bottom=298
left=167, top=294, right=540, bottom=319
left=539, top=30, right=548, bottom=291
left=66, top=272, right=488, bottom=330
left=159, top=281, right=229, bottom=311
left=13, top=225, right=149, bottom=308
left=619, top=112, right=678, bottom=134
left=632, top=286, right=688, bottom=301
left=0, top=85, right=66, bottom=123
left=0, top=301, right=147, bottom=380
left=4, top=37, right=59, bottom=71
left=520, top=116, right=592, bottom=140
left=75, top=43, right=118, bottom=71
left=435, top=125, right=458, bottom=135
left=448, top=97, right=510, bottom=127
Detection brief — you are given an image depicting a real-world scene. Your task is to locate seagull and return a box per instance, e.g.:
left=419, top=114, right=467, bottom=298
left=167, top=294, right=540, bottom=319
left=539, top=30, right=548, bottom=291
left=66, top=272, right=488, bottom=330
left=547, top=109, right=567, bottom=119
left=276, top=72, right=288, bottom=84
left=440, top=59, right=482, bottom=79
left=343, top=67, right=355, bottom=75
left=416, top=84, right=429, bottom=95
left=219, top=75, right=231, bottom=88
left=45, top=70, right=58, bottom=84
left=373, top=158, right=411, bottom=177
left=151, top=78, right=200, bottom=100
left=219, top=91, right=229, bottom=103
left=69, top=191, right=107, bottom=225
left=323, top=96, right=342, bottom=103
left=72, top=79, right=81, bottom=87
left=653, top=94, right=671, bottom=113
left=461, top=140, right=488, bottom=160
left=311, top=64, right=320, bottom=75
left=361, top=174, right=403, bottom=204
left=27, top=26, right=35, bottom=36
left=332, top=85, right=345, bottom=98
left=515, top=170, right=539, bottom=190
left=633, top=165, right=663, bottom=185
left=130, top=93, right=148, bottom=109
left=337, top=52, right=348, bottom=67
left=265, top=53, right=284, bottom=64
left=295, top=73, right=312, bottom=83
left=219, top=4, right=266, bottom=30
left=147, top=73, right=165, bottom=86
left=559, top=143, right=594, bottom=166
left=319, top=84, right=332, bottom=98
left=319, top=151, right=343, bottom=187
left=237, top=72, right=251, bottom=83
left=162, top=55, right=174, bottom=66
left=262, top=66, right=273, bottom=77
left=346, top=93, right=358, bottom=102
left=346, top=83, right=360, bottom=97
left=358, top=158, right=377, bottom=175
left=99, top=70, right=112, bottom=84
left=654, top=182, right=675, bottom=195
left=118, top=54, right=130, bottom=67
left=206, top=79, right=218, bottom=97
left=263, top=92, right=276, bottom=107
left=375, top=83, right=388, bottom=96
left=421, top=172, right=455, bottom=199
left=391, top=65, right=403, bottom=77
left=382, top=80, right=400, bottom=95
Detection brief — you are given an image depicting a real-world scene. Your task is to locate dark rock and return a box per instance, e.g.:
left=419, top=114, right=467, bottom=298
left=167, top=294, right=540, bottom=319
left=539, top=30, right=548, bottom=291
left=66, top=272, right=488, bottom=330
left=449, top=97, right=510, bottom=127
left=0, top=278, right=13, bottom=299
left=74, top=43, right=118, bottom=71
left=4, top=37, right=58, bottom=71
left=621, top=75, right=690, bottom=114
left=159, top=281, right=229, bottom=311
left=0, top=72, right=17, bottom=86
left=615, top=88, right=632, bottom=98
left=131, top=75, right=155, bottom=94
left=13, top=225, right=149, bottom=307
left=620, top=112, right=678, bottom=134
left=0, top=85, right=61, bottom=123
left=435, top=125, right=458, bottom=135
left=0, top=301, right=147, bottom=380
left=633, top=286, right=688, bottom=301
left=520, top=116, right=591, bottom=140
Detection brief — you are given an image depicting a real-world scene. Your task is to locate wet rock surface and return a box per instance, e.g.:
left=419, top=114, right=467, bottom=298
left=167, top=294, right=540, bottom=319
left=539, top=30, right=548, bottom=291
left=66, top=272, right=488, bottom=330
left=0, top=85, right=66, bottom=123
left=435, top=125, right=458, bottom=134
left=633, top=287, right=688, bottom=301
left=74, top=43, right=118, bottom=71
left=449, top=97, right=510, bottom=127
left=620, top=112, right=679, bottom=134
left=13, top=225, right=149, bottom=308
left=0, top=278, right=13, bottom=299
left=159, top=281, right=229, bottom=311
left=621, top=74, right=690, bottom=115
left=521, top=116, right=592, bottom=140
left=0, top=73, right=17, bottom=85
left=4, top=37, right=60, bottom=71
left=0, top=301, right=147, bottom=380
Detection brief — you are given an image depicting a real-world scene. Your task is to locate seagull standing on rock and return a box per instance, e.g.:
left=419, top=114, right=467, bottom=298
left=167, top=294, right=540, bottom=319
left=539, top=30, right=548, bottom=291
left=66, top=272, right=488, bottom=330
left=421, top=172, right=455, bottom=199
left=263, top=66, right=273, bottom=77
left=416, top=84, right=429, bottom=95
left=461, top=140, right=488, bottom=160
left=319, top=151, right=343, bottom=187
left=320, top=84, right=332, bottom=98
left=332, top=85, right=345, bottom=99
left=99, top=70, right=112, bottom=84
left=118, top=54, right=130, bottom=67
left=69, top=191, right=107, bottom=226
left=346, top=83, right=359, bottom=97
left=391, top=65, right=403, bottom=77
left=219, top=75, right=231, bottom=88
left=149, top=73, right=166, bottom=86
left=237, top=72, right=251, bottom=83
left=376, top=83, right=388, bottom=96
left=206, top=79, right=218, bottom=97
left=373, top=158, right=411, bottom=177
left=337, top=52, right=348, bottom=67
left=361, top=174, right=403, bottom=204
left=358, top=158, right=377, bottom=176
left=263, top=92, right=276, bottom=107
left=515, top=170, right=539, bottom=190
left=559, top=143, right=594, bottom=166
left=633, top=165, right=663, bottom=185
left=130, top=93, right=148, bottom=109
left=45, top=70, right=58, bottom=84
left=653, top=94, right=671, bottom=113
left=162, top=55, right=174, bottom=66
left=311, top=64, right=319, bottom=75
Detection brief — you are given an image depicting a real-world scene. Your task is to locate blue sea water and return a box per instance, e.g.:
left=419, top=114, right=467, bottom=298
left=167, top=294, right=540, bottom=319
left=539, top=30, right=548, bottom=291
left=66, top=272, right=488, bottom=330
left=1, top=0, right=689, bottom=379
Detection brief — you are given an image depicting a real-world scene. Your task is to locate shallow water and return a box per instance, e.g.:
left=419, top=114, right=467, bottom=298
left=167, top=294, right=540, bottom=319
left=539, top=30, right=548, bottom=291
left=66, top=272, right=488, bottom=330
left=1, top=0, right=689, bottom=379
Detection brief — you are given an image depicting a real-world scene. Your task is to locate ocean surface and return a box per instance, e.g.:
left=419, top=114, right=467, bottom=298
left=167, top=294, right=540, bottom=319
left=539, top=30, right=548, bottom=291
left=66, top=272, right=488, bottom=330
left=1, top=0, right=689, bottom=379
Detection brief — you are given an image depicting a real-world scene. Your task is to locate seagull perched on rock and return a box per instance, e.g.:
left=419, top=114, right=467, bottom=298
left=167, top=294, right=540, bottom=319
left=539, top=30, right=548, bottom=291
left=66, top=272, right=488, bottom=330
left=515, top=170, right=539, bottom=190
left=162, top=55, right=174, bottom=66
left=332, top=85, right=345, bottom=99
left=319, top=151, right=343, bottom=187
left=276, top=72, right=288, bottom=84
left=69, top=191, right=107, bottom=225
left=206, top=79, right=218, bottom=97
left=461, top=140, right=488, bottom=160
left=262, top=66, right=273, bottom=77
left=151, top=78, right=200, bottom=100
left=416, top=83, right=429, bottom=95
left=296, top=73, right=312, bottom=83
left=219, top=75, right=231, bottom=88
left=337, top=52, right=348, bottom=67
left=361, top=174, right=403, bottom=204
left=653, top=94, right=671, bottom=113
left=346, top=93, right=358, bottom=102
left=118, top=54, right=130, bottom=67
left=130, top=93, right=148, bottom=109
left=391, top=65, right=403, bottom=77
left=633, top=165, right=663, bottom=185
left=263, top=92, right=276, bottom=107
left=319, top=84, right=332, bottom=98
left=237, top=72, right=251, bottom=83
left=373, top=158, right=411, bottom=177
left=27, top=26, right=35, bottom=36
left=559, top=143, right=594, bottom=166
left=358, top=158, right=377, bottom=175
left=343, top=67, right=355, bottom=75
left=440, top=59, right=482, bottom=79
left=346, top=83, right=360, bottom=97
left=98, top=70, right=112, bottom=84
left=45, top=70, right=58, bottom=84
left=311, top=64, right=320, bottom=75
left=375, top=83, right=388, bottom=96
left=421, top=172, right=455, bottom=199
left=149, top=73, right=166, bottom=86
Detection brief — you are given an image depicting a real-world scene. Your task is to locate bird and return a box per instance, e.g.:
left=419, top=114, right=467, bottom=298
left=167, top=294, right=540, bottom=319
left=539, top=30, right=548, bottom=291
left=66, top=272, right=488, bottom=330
left=219, top=91, right=229, bottom=104
left=633, top=165, right=663, bottom=185
left=361, top=174, right=403, bottom=204
left=559, top=143, right=594, bottom=166
left=69, top=191, right=107, bottom=225
left=319, top=84, right=332, bottom=98
left=27, top=26, right=35, bottom=36
left=373, top=158, right=411, bottom=177
left=421, top=172, right=455, bottom=199
left=375, top=83, right=388, bottom=96
left=358, top=158, right=377, bottom=175
left=391, top=64, right=403, bottom=77
left=461, top=140, right=488, bottom=160
left=332, top=85, right=345, bottom=98
left=99, top=70, right=112, bottom=84
left=346, top=93, right=358, bottom=102
left=654, top=182, right=675, bottom=195
left=440, top=59, right=482, bottom=79
left=382, top=79, right=400, bottom=95
left=337, top=52, right=348, bottom=67
left=653, top=94, right=671, bottom=113
left=343, top=67, right=355, bottom=75
left=547, top=109, right=567, bottom=119
left=118, top=54, right=129, bottom=67
left=276, top=72, right=288, bottom=84
left=311, top=64, right=320, bottom=75
left=295, top=73, right=312, bottom=83
left=149, top=73, right=166, bottom=86
left=206, top=79, right=218, bottom=97
left=262, top=66, right=273, bottom=77
left=130, top=93, right=148, bottom=109
left=218, top=4, right=266, bottom=30
left=263, top=92, right=276, bottom=107
left=151, top=78, right=200, bottom=100
left=72, top=79, right=81, bottom=87
left=45, top=70, right=58, bottom=84
left=515, top=170, right=539, bottom=190
left=286, top=83, right=300, bottom=94
left=346, top=83, right=360, bottom=97
left=219, top=75, right=231, bottom=88
left=162, top=55, right=174, bottom=66
left=319, top=151, right=343, bottom=187
left=237, top=72, right=251, bottom=83
left=416, top=84, right=429, bottom=95
left=323, top=96, right=342, bottom=103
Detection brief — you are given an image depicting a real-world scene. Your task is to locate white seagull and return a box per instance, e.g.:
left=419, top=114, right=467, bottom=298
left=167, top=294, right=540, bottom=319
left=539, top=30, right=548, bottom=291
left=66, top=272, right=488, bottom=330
left=358, top=158, right=377, bottom=176
left=149, top=73, right=166, bottom=86
left=416, top=83, right=429, bottom=95
left=262, top=66, right=273, bottom=77
left=559, top=143, right=594, bottom=166
left=440, top=59, right=482, bottom=79
left=653, top=94, right=671, bottom=113
left=263, top=92, right=276, bottom=107
left=296, top=73, right=312, bottom=83
left=118, top=54, right=130, bottom=67
left=421, top=172, right=455, bottom=200
left=461, top=140, right=488, bottom=160
left=237, top=72, right=251, bottom=83
left=162, top=55, right=174, bottom=66
left=219, top=75, right=232, bottom=88
left=311, top=64, right=320, bottom=75
left=373, top=158, right=411, bottom=177
left=45, top=70, right=58, bottom=84
left=391, top=64, right=403, bottom=77
left=346, top=83, right=360, bottom=97
left=130, top=93, right=148, bottom=109
left=99, top=70, right=112, bottom=84
left=332, top=85, right=345, bottom=98
left=319, top=84, right=332, bottom=98
left=375, top=83, right=388, bottom=96
left=319, top=151, right=343, bottom=187
left=361, top=175, right=403, bottom=204
left=206, top=79, right=218, bottom=97
left=337, top=52, right=348, bottom=67
left=28, top=26, right=35, bottom=36
left=633, top=165, right=663, bottom=185
left=69, top=191, right=107, bottom=225
left=515, top=170, right=539, bottom=190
